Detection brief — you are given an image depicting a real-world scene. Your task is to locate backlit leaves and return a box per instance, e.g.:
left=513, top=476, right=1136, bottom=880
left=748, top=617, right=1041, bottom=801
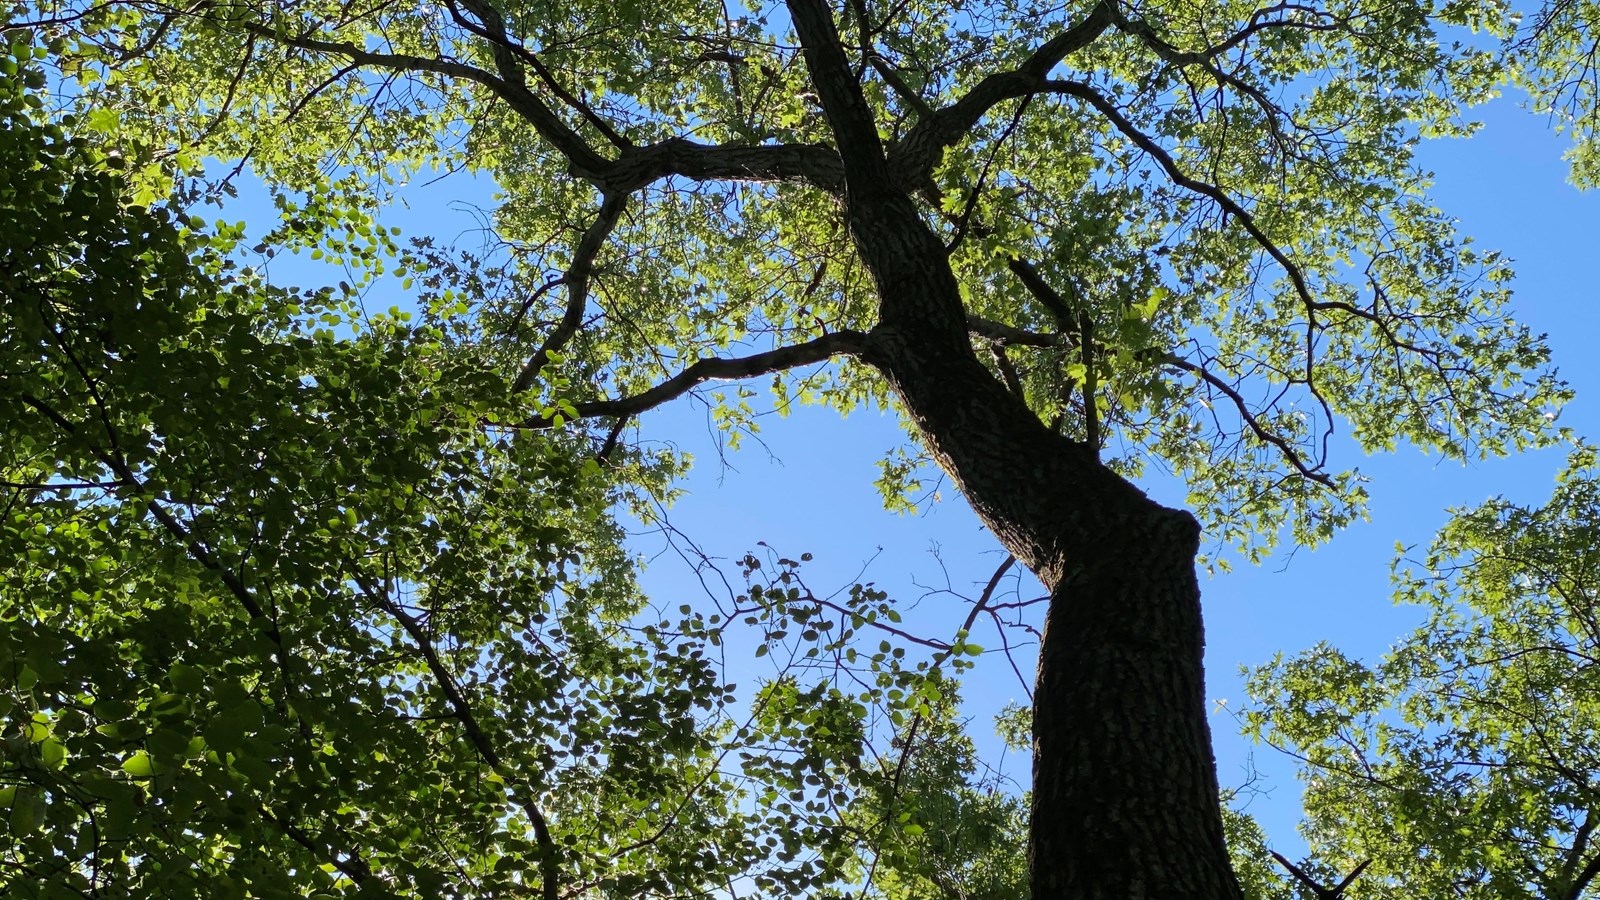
left=1246, top=448, right=1600, bottom=898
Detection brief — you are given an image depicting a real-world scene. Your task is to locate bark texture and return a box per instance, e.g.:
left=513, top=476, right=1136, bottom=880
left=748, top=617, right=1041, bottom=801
left=786, top=1, right=1245, bottom=895
left=860, top=208, right=1243, bottom=899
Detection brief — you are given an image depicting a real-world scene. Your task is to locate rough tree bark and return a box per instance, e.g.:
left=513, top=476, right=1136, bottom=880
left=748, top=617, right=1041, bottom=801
left=787, top=0, right=1244, bottom=896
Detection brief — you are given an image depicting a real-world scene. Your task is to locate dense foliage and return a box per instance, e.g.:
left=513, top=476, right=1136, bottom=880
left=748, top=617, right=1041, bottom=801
left=2, top=0, right=1598, bottom=896
left=1248, top=451, right=1600, bottom=898
left=0, top=62, right=1018, bottom=894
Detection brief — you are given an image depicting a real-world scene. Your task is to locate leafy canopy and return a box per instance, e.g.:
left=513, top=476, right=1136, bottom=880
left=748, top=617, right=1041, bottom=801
left=1, top=0, right=1596, bottom=897
left=25, top=0, right=1574, bottom=557
left=1247, top=449, right=1600, bottom=899
left=0, top=59, right=1019, bottom=894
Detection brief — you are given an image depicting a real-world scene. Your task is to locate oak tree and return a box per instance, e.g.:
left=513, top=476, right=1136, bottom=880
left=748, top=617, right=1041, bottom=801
left=1, top=0, right=1591, bottom=896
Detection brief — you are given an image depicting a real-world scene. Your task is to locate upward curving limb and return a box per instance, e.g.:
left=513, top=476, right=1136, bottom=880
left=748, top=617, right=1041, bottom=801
left=1108, top=1, right=1351, bottom=65
left=1038, top=77, right=1319, bottom=313
left=186, top=0, right=867, bottom=197
left=245, top=17, right=845, bottom=193
left=1033, top=67, right=1337, bottom=462
left=886, top=1, right=1115, bottom=186
left=1036, top=75, right=1465, bottom=457
left=512, top=194, right=628, bottom=394
left=242, top=21, right=613, bottom=180
left=443, top=0, right=632, bottom=150
left=1195, top=3, right=1351, bottom=60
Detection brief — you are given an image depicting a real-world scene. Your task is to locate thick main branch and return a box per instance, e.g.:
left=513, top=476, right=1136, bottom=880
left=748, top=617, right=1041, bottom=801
left=522, top=331, right=870, bottom=426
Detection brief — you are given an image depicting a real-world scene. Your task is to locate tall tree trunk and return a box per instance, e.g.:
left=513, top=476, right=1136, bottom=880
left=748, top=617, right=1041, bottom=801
left=785, top=2, right=1244, bottom=893
left=1029, top=515, right=1236, bottom=898
left=856, top=195, right=1243, bottom=900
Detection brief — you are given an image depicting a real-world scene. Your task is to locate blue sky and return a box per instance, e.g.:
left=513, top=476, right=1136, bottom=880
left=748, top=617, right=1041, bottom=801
left=222, top=75, right=1600, bottom=861
left=611, top=91, right=1600, bottom=856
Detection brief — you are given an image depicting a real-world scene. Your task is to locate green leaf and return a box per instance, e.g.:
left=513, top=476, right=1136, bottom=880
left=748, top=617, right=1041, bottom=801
left=121, top=752, right=157, bottom=778
left=168, top=663, right=205, bottom=693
